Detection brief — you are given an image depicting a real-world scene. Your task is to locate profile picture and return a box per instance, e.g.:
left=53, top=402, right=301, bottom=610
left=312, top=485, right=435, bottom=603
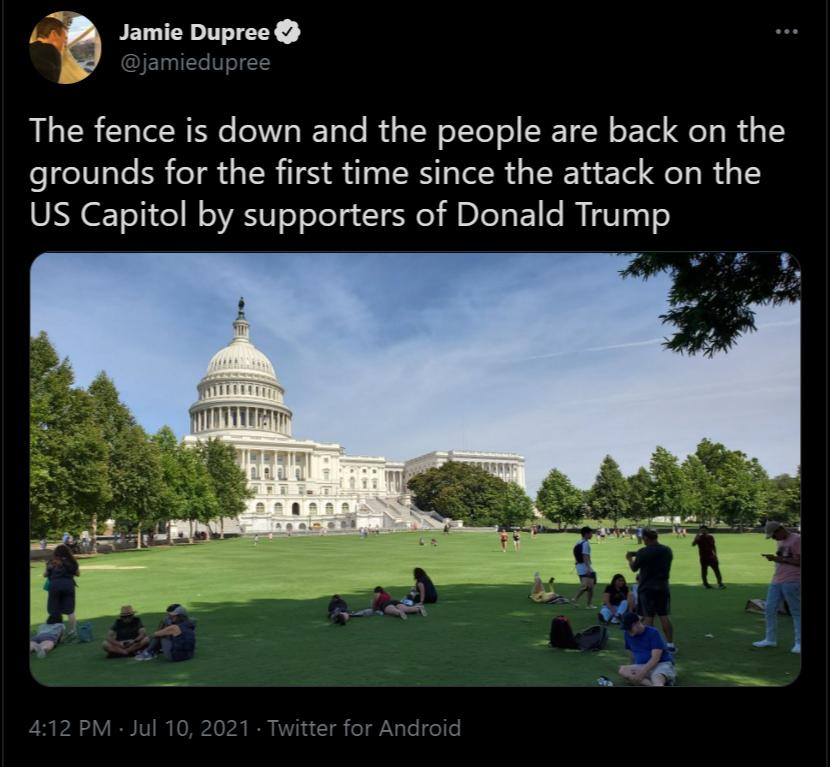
left=29, top=11, right=100, bottom=83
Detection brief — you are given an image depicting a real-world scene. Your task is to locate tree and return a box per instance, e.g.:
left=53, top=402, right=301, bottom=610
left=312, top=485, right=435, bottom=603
left=620, top=253, right=799, bottom=356
left=197, top=438, right=253, bottom=536
left=88, top=371, right=138, bottom=546
left=765, top=471, right=800, bottom=526
left=500, top=482, right=534, bottom=528
left=30, top=333, right=109, bottom=538
left=648, top=446, right=687, bottom=522
left=626, top=467, right=652, bottom=524
left=407, top=462, right=522, bottom=527
left=535, top=469, right=584, bottom=530
left=681, top=454, right=719, bottom=526
left=588, top=455, right=629, bottom=528
left=717, top=452, right=768, bottom=531
left=108, top=425, right=167, bottom=547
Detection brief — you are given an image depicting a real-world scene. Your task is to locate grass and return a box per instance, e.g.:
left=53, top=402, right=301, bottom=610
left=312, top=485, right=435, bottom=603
left=29, top=531, right=800, bottom=686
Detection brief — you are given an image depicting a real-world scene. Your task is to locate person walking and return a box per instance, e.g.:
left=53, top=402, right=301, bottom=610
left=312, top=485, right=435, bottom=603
left=692, top=525, right=725, bottom=589
left=626, top=528, right=676, bottom=652
left=499, top=529, right=508, bottom=552
left=571, top=527, right=597, bottom=608
left=512, top=529, right=521, bottom=552
left=752, top=521, right=801, bottom=654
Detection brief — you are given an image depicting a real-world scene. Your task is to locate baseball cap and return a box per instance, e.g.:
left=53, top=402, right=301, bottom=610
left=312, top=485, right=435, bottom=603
left=764, top=521, right=784, bottom=539
left=119, top=605, right=135, bottom=617
left=168, top=605, right=189, bottom=617
left=622, top=613, right=641, bottom=631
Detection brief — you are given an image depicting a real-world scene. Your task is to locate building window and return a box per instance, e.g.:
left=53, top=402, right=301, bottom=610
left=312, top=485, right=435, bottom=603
left=309, top=503, right=318, bottom=514
left=280, top=486, right=287, bottom=495
left=372, top=469, right=377, bottom=474
left=327, top=522, right=335, bottom=529
left=278, top=467, right=284, bottom=480
left=251, top=468, right=258, bottom=479
left=341, top=504, right=349, bottom=514
left=372, top=479, right=378, bottom=490
left=299, top=523, right=306, bottom=530
left=255, top=503, right=265, bottom=514
left=298, top=485, right=305, bottom=495
left=362, top=469, right=367, bottom=474
left=264, top=467, right=270, bottom=478
left=266, top=485, right=273, bottom=494
left=323, top=457, right=329, bottom=464
left=274, top=503, right=282, bottom=514
left=295, top=468, right=301, bottom=480
left=323, top=469, right=330, bottom=480
left=325, top=503, right=333, bottom=514
left=233, top=385, right=237, bottom=394
left=323, top=488, right=329, bottom=496
left=362, top=479, right=367, bottom=489
left=349, top=478, right=355, bottom=489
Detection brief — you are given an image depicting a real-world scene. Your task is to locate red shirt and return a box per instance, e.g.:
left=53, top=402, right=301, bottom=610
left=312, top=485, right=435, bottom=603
left=372, top=590, right=392, bottom=610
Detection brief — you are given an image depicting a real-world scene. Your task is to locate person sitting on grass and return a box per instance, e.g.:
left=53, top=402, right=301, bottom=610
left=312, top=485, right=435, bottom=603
left=599, top=574, right=632, bottom=625
left=102, top=605, right=150, bottom=657
left=411, top=567, right=438, bottom=605
left=135, top=604, right=195, bottom=661
left=529, top=572, right=570, bottom=604
left=30, top=615, right=65, bottom=659
left=372, top=586, right=426, bottom=619
left=618, top=613, right=676, bottom=687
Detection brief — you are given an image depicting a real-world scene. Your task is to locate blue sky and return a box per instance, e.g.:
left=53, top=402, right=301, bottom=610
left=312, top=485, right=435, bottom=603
left=30, top=253, right=800, bottom=494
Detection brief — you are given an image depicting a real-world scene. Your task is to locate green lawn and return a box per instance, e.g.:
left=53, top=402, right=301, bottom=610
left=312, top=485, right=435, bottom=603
left=30, top=531, right=800, bottom=686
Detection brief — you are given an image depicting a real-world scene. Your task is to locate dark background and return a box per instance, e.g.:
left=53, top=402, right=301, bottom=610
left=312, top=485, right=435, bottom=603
left=3, top=2, right=825, bottom=759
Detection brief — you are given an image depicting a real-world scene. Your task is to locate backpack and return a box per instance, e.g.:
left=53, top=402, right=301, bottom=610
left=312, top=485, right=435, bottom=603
left=573, top=540, right=586, bottom=564
left=574, top=625, right=609, bottom=651
left=550, top=615, right=579, bottom=649
left=77, top=622, right=93, bottom=643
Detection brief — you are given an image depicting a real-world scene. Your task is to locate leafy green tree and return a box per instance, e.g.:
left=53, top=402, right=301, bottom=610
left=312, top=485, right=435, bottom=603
left=626, top=467, right=652, bottom=524
left=620, top=253, right=799, bottom=356
left=197, top=438, right=253, bottom=537
left=30, top=333, right=109, bottom=539
left=588, top=455, right=629, bottom=528
left=535, top=469, right=584, bottom=530
left=88, top=371, right=139, bottom=545
left=500, top=482, right=534, bottom=528
left=718, top=452, right=768, bottom=530
left=681, top=454, right=719, bottom=526
left=407, top=462, right=522, bottom=527
left=108, top=425, right=167, bottom=547
left=765, top=470, right=801, bottom=526
left=648, top=446, right=687, bottom=522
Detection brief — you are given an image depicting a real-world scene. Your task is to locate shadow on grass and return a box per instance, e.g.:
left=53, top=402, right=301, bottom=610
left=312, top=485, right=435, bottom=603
left=29, top=582, right=800, bottom=688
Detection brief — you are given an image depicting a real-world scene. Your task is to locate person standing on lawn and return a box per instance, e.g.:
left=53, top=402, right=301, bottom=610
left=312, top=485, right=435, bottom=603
left=692, top=526, right=726, bottom=589
left=752, top=521, right=801, bottom=654
left=626, top=528, right=676, bottom=652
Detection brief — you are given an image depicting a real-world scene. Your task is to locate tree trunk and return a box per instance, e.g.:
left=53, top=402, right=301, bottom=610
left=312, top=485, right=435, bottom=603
left=166, top=520, right=172, bottom=546
left=188, top=518, right=193, bottom=544
left=136, top=530, right=142, bottom=550
left=220, top=517, right=225, bottom=539
left=91, top=513, right=98, bottom=554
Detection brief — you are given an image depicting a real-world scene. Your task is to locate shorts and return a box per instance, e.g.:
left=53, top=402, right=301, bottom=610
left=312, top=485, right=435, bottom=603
left=638, top=589, right=670, bottom=617
left=577, top=571, right=597, bottom=583
left=649, top=662, right=676, bottom=685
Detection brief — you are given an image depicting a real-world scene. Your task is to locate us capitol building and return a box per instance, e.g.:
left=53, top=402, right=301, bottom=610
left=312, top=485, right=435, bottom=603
left=180, top=300, right=525, bottom=534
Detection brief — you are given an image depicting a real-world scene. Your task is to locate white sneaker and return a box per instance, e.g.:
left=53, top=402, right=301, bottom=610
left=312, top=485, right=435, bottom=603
left=790, top=644, right=801, bottom=654
left=752, top=639, right=777, bottom=648
left=36, top=647, right=47, bottom=659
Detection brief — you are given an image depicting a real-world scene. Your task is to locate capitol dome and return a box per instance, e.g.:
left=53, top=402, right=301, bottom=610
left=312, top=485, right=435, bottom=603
left=188, top=298, right=292, bottom=436
left=206, top=339, right=278, bottom=381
